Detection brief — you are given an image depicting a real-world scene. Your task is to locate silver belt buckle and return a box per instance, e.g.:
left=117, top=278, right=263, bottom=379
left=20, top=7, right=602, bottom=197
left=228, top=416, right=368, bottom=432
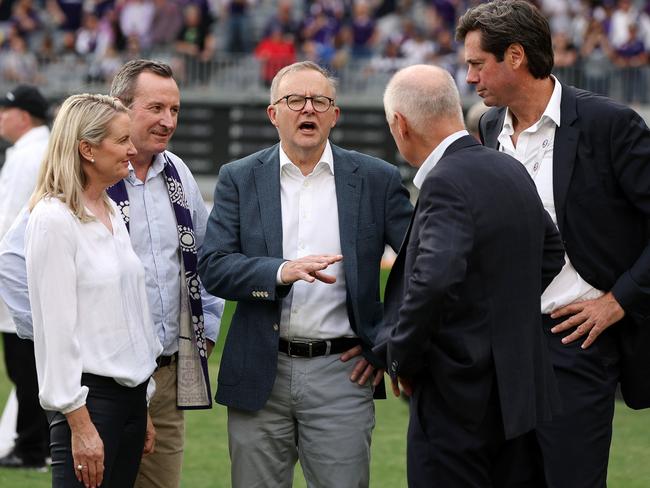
left=287, top=340, right=309, bottom=357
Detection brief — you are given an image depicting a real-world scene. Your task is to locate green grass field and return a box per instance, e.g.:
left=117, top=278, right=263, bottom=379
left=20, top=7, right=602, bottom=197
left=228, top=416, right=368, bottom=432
left=1, top=278, right=649, bottom=487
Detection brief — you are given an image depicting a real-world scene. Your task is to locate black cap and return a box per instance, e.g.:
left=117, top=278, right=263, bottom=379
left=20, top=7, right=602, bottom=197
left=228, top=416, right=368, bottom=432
left=0, top=85, right=49, bottom=120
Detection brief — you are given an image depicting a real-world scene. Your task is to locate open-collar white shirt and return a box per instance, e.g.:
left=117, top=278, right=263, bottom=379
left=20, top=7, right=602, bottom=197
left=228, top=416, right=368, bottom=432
left=25, top=198, right=162, bottom=413
left=498, top=77, right=603, bottom=313
left=277, top=141, right=354, bottom=340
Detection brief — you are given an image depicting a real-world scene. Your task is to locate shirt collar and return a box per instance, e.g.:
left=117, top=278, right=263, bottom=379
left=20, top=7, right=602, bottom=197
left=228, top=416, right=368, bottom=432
left=279, top=140, right=334, bottom=176
left=127, top=151, right=168, bottom=182
left=502, top=75, right=562, bottom=135
left=12, top=125, right=50, bottom=150
left=413, top=130, right=469, bottom=189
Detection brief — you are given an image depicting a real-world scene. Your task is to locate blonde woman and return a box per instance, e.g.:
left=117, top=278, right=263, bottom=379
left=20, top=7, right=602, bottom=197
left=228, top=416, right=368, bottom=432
left=25, top=94, right=162, bottom=488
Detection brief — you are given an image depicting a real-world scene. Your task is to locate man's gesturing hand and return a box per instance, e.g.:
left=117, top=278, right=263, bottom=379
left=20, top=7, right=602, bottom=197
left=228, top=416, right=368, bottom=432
left=280, top=254, right=343, bottom=284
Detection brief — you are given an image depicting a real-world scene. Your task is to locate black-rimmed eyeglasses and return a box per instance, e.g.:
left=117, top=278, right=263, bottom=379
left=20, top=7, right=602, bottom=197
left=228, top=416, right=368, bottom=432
left=272, top=94, right=335, bottom=113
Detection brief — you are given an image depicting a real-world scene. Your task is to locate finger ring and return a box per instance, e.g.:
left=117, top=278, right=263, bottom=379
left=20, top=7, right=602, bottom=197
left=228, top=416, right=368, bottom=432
left=77, top=464, right=84, bottom=471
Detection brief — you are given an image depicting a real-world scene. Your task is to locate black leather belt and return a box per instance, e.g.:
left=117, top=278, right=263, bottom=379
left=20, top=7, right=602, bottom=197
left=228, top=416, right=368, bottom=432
left=279, top=338, right=361, bottom=358
left=155, top=352, right=178, bottom=369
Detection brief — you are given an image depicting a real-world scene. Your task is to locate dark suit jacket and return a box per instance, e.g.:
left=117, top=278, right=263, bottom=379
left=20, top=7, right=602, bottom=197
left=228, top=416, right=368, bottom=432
left=198, top=143, right=413, bottom=412
left=374, top=136, right=565, bottom=440
left=479, top=85, right=650, bottom=408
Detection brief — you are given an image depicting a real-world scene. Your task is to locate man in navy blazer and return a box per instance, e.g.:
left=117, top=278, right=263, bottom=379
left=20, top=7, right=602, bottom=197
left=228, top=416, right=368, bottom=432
left=198, top=61, right=412, bottom=487
left=374, top=64, right=564, bottom=487
left=458, top=1, right=650, bottom=486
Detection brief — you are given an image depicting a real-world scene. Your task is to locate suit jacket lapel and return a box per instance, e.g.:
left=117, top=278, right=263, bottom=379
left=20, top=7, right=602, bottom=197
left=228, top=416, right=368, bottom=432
left=553, top=86, right=579, bottom=235
left=333, top=145, right=361, bottom=303
left=253, top=145, right=284, bottom=258
left=482, top=109, right=506, bottom=149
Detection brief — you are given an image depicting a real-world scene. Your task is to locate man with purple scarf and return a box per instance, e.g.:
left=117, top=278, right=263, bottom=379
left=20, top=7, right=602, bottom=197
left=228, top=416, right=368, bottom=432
left=0, top=59, right=224, bottom=488
left=107, top=59, right=223, bottom=488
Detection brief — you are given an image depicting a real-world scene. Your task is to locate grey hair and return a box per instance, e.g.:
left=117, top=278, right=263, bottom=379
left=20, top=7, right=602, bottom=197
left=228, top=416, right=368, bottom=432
left=109, top=59, right=174, bottom=107
left=269, top=61, right=338, bottom=103
left=383, top=65, right=464, bottom=135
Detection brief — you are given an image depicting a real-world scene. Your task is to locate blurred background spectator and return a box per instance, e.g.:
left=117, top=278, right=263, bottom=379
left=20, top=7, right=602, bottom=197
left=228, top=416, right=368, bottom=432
left=581, top=16, right=615, bottom=95
left=0, top=0, right=648, bottom=98
left=150, top=0, right=184, bottom=48
left=613, top=21, right=648, bottom=102
left=342, top=0, right=378, bottom=60
left=174, top=3, right=217, bottom=83
left=119, top=0, right=155, bottom=52
left=2, top=33, right=40, bottom=83
left=221, top=0, right=254, bottom=53
left=254, top=26, right=296, bottom=86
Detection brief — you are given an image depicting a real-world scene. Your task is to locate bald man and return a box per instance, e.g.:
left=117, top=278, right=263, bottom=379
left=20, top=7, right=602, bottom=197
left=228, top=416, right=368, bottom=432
left=374, top=65, right=564, bottom=487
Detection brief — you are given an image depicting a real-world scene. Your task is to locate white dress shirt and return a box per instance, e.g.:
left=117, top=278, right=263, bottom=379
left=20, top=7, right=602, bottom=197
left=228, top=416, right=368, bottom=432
left=278, top=141, right=354, bottom=340
left=0, top=152, right=224, bottom=347
left=25, top=198, right=163, bottom=414
left=413, top=130, right=469, bottom=189
left=125, top=151, right=223, bottom=354
left=497, top=77, right=603, bottom=313
left=0, top=125, right=49, bottom=333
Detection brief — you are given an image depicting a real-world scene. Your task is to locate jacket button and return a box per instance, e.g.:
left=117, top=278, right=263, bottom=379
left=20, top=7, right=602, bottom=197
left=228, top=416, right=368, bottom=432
left=263, top=291, right=269, bottom=298
left=273, top=323, right=279, bottom=331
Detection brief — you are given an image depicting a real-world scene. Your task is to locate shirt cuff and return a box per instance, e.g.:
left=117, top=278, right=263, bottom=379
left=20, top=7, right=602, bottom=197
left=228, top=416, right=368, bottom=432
left=58, top=386, right=90, bottom=415
left=276, top=261, right=288, bottom=285
left=146, top=377, right=156, bottom=406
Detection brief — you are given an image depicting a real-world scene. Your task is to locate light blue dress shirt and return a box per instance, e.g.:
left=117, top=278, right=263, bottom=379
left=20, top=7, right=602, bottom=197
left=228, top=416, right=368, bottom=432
left=0, top=151, right=223, bottom=349
left=0, top=207, right=32, bottom=339
left=125, top=151, right=223, bottom=354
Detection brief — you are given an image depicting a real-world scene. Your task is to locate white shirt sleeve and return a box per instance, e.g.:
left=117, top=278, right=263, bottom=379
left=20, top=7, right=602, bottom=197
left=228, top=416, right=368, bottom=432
left=25, top=203, right=88, bottom=414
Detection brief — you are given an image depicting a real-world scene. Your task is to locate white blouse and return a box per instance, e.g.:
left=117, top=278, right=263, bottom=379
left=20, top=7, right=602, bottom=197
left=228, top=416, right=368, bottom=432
left=25, top=197, right=162, bottom=414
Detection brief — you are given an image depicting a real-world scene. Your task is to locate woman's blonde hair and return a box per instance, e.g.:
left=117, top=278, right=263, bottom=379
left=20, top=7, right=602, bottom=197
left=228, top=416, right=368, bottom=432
left=29, top=93, right=128, bottom=221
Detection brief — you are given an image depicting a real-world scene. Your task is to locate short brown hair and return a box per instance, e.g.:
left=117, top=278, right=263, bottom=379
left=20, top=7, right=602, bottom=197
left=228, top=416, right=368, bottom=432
left=109, top=59, right=174, bottom=107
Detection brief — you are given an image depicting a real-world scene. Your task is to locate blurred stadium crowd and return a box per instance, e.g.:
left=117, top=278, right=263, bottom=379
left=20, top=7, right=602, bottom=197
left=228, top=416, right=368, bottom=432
left=0, top=0, right=649, bottom=101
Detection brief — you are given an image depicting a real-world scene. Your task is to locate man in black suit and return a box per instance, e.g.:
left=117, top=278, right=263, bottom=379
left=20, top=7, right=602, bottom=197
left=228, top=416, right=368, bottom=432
left=457, top=1, right=650, bottom=486
left=374, top=64, right=564, bottom=487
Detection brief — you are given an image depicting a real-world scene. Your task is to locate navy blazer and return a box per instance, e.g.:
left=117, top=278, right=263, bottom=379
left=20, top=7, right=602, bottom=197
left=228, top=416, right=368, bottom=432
left=375, top=136, right=564, bottom=439
left=479, top=85, right=650, bottom=408
left=198, top=143, right=412, bottom=412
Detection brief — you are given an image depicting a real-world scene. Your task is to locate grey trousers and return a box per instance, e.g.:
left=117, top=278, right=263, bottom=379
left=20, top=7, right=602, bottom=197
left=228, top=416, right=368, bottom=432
left=228, top=352, right=375, bottom=488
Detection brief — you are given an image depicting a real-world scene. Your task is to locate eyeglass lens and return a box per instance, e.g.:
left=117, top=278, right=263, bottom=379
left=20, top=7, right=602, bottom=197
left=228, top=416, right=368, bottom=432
left=286, top=95, right=331, bottom=112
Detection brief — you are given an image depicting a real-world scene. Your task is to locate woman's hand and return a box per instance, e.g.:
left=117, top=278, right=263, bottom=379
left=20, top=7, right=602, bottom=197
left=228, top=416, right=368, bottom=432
left=65, top=406, right=104, bottom=488
left=143, top=412, right=156, bottom=456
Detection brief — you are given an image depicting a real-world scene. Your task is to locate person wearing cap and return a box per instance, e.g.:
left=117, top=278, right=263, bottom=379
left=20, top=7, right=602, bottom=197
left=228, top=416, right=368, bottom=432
left=0, top=84, right=50, bottom=470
